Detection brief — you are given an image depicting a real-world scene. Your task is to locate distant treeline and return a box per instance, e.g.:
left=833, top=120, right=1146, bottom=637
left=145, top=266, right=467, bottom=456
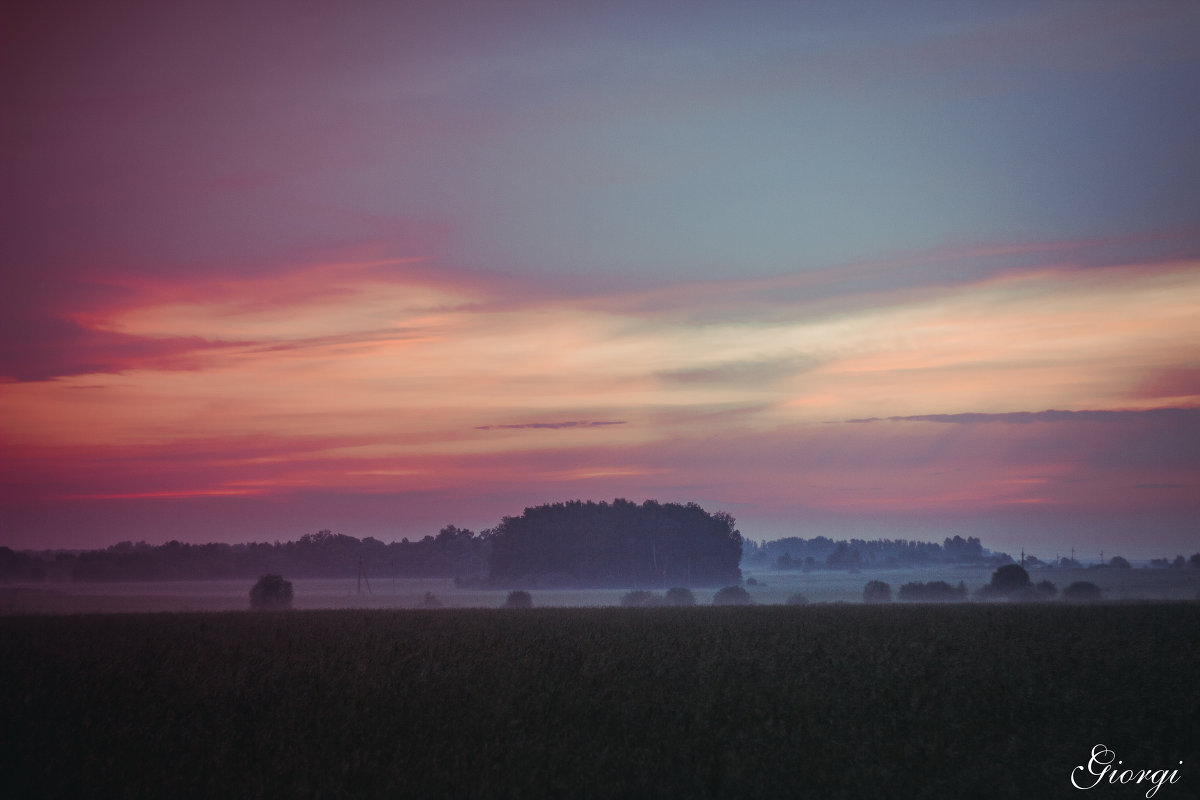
left=0, top=498, right=743, bottom=586
left=0, top=527, right=489, bottom=583
left=742, top=534, right=1009, bottom=570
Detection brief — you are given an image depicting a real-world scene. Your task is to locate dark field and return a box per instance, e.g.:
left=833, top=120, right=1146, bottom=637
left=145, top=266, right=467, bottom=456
left=3, top=604, right=1197, bottom=799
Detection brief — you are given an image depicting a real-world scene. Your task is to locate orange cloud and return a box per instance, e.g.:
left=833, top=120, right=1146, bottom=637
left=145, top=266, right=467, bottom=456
left=2, top=257, right=1198, bottom=520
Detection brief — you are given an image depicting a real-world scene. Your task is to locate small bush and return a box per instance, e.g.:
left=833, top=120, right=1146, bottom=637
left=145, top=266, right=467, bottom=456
left=863, top=580, right=892, bottom=603
left=1063, top=581, right=1103, bottom=602
left=664, top=587, right=696, bottom=607
left=745, top=577, right=759, bottom=586
left=712, top=585, right=752, bottom=606
left=249, top=574, right=293, bottom=610
left=502, top=590, right=533, bottom=609
left=421, top=591, right=442, bottom=608
left=1035, top=580, right=1058, bottom=599
left=785, top=593, right=809, bottom=606
left=621, top=590, right=662, bottom=608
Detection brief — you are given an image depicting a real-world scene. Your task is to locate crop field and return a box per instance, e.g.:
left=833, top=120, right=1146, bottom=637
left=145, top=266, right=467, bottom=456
left=3, top=603, right=1197, bottom=798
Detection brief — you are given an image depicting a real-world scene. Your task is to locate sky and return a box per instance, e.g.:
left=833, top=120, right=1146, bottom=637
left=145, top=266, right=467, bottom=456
left=3, top=0, right=1199, bottom=559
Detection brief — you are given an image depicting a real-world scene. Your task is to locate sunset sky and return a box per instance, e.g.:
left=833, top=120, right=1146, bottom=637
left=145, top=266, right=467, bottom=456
left=4, top=1, right=1199, bottom=557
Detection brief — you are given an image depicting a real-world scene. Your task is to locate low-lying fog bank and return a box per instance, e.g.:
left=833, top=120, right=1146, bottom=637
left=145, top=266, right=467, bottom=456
left=3, top=564, right=1197, bottom=614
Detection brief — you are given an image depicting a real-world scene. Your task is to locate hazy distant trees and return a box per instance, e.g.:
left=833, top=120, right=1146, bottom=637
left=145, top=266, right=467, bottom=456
left=1191, top=553, right=1200, bottom=568
left=746, top=533, right=1002, bottom=570
left=487, top=499, right=743, bottom=586
left=1108, top=556, right=1131, bottom=569
left=712, top=586, right=752, bottom=606
left=785, top=593, right=809, bottom=606
left=1035, top=580, right=1058, bottom=599
left=0, top=546, right=44, bottom=582
left=503, top=590, right=533, bottom=609
left=57, top=528, right=491, bottom=582
left=249, top=574, right=293, bottom=610
left=863, top=580, right=892, bottom=603
left=1063, top=581, right=1103, bottom=602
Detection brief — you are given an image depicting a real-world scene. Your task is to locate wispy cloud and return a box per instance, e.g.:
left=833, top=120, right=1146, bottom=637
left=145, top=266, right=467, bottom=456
left=846, top=408, right=1200, bottom=424
left=475, top=421, right=627, bottom=430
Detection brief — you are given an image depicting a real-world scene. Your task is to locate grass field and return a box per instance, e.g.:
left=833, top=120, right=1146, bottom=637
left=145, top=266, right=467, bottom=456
left=3, top=603, right=1197, bottom=798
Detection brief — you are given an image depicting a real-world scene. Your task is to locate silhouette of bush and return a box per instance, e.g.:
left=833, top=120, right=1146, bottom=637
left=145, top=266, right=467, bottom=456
left=978, top=564, right=1031, bottom=599
left=421, top=591, right=442, bottom=608
left=1109, top=556, right=1131, bottom=569
left=503, top=590, right=532, bottom=609
left=664, top=587, right=696, bottom=607
left=712, top=585, right=752, bottom=606
left=1035, top=580, right=1058, bottom=598
left=1063, top=581, right=1103, bottom=602
left=249, top=574, right=293, bottom=610
left=785, top=593, right=809, bottom=606
left=863, top=580, right=892, bottom=603
left=621, top=590, right=665, bottom=607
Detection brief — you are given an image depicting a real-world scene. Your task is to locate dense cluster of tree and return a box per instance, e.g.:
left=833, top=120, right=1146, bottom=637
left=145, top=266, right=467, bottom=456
left=743, top=534, right=1006, bottom=571
left=3, top=528, right=490, bottom=583
left=487, top=499, right=743, bottom=587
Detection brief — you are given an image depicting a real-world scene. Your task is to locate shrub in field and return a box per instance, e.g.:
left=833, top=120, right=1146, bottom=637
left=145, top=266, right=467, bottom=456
left=978, top=564, right=1030, bottom=599
left=503, top=590, right=533, bottom=609
left=1035, top=580, right=1058, bottom=599
left=422, top=591, right=442, bottom=608
left=1063, top=581, right=1103, bottom=602
left=863, top=580, right=892, bottom=603
left=664, top=587, right=696, bottom=607
left=785, top=593, right=809, bottom=606
left=249, top=574, right=293, bottom=610
left=1109, top=556, right=1131, bottom=569
left=712, top=585, right=752, bottom=606
left=621, top=590, right=664, bottom=607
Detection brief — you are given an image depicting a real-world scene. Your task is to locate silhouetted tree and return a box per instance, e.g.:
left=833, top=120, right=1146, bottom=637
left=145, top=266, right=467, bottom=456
left=503, top=590, right=532, bottom=609
left=487, top=499, right=742, bottom=586
left=664, top=587, right=696, bottom=607
left=1063, top=581, right=1103, bottom=602
left=785, top=593, right=809, bottom=606
left=249, top=574, right=293, bottom=610
left=1190, top=553, right=1200, bottom=568
left=1035, top=580, right=1058, bottom=598
left=421, top=591, right=441, bottom=608
left=987, top=564, right=1030, bottom=595
left=863, top=580, right=892, bottom=603
left=712, top=585, right=752, bottom=606
left=621, top=590, right=664, bottom=607
left=1109, top=556, right=1131, bottom=569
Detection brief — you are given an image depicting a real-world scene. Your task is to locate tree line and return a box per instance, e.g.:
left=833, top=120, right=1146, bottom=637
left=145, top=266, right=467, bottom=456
left=742, top=534, right=1006, bottom=570
left=0, top=499, right=744, bottom=586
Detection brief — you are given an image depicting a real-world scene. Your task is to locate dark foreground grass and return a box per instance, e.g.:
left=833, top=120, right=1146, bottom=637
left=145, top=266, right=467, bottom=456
left=2, top=603, right=1197, bottom=799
